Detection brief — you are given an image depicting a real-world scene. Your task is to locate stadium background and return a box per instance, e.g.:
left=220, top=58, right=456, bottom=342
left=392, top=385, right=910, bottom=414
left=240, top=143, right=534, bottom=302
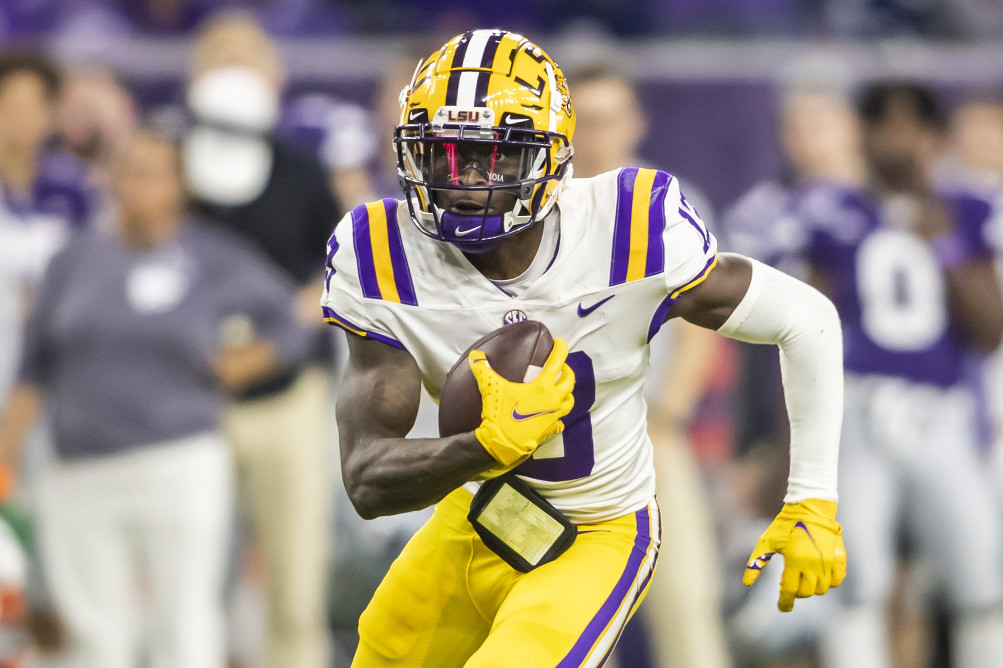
left=0, top=1, right=1002, bottom=667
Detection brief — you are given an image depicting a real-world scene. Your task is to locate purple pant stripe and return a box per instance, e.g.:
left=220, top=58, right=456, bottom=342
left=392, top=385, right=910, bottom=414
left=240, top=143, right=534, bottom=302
left=558, top=506, right=654, bottom=667
left=596, top=506, right=662, bottom=667
left=609, top=168, right=639, bottom=286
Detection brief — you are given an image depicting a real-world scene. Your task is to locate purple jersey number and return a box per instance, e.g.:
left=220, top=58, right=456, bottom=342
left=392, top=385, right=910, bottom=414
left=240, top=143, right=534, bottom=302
left=515, top=351, right=596, bottom=481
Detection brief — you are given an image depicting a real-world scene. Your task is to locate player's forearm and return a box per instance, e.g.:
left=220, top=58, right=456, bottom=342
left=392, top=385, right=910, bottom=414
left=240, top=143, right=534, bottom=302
left=716, top=259, right=843, bottom=502
left=341, top=431, right=497, bottom=519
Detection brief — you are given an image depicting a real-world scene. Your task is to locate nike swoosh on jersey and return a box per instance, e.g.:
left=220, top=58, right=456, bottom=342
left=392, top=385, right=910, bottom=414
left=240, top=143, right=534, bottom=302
left=577, top=295, right=615, bottom=317
left=511, top=406, right=558, bottom=421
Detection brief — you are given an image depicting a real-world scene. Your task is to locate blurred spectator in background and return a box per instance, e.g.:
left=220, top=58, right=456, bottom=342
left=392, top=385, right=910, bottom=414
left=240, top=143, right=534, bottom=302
left=0, top=129, right=310, bottom=668
left=56, top=64, right=138, bottom=216
left=566, top=61, right=733, bottom=668
left=937, top=95, right=1003, bottom=193
left=567, top=62, right=718, bottom=226
left=366, top=49, right=434, bottom=199
left=787, top=83, right=1003, bottom=668
left=0, top=51, right=95, bottom=406
left=726, top=65, right=865, bottom=277
left=279, top=94, right=378, bottom=209
left=183, top=12, right=340, bottom=668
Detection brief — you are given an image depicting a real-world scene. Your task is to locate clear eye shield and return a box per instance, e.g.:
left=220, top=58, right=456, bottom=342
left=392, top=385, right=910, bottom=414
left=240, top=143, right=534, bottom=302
left=415, top=140, right=535, bottom=188
left=398, top=121, right=549, bottom=195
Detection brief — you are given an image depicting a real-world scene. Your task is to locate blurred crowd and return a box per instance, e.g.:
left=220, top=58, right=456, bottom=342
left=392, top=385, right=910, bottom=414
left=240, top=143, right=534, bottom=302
left=0, top=5, right=1002, bottom=668
left=4, top=0, right=1003, bottom=40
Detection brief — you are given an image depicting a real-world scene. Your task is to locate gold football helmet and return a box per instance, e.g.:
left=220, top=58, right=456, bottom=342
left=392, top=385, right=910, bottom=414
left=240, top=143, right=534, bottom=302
left=395, top=30, right=575, bottom=252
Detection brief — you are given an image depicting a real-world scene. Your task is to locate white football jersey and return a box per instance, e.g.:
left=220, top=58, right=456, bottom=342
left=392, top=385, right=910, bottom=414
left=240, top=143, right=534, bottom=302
left=322, top=167, right=718, bottom=523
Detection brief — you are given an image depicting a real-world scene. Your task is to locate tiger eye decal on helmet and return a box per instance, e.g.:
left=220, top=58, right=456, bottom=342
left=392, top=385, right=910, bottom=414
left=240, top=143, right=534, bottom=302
left=395, top=30, right=575, bottom=253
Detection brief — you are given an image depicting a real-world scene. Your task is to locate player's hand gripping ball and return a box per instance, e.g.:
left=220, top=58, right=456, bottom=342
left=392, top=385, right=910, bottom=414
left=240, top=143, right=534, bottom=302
left=743, top=499, right=847, bottom=612
left=438, top=321, right=575, bottom=474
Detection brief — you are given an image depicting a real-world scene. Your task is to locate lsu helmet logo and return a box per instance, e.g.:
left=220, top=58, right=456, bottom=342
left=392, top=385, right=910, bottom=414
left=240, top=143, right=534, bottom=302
left=449, top=110, right=480, bottom=123
left=432, top=106, right=495, bottom=132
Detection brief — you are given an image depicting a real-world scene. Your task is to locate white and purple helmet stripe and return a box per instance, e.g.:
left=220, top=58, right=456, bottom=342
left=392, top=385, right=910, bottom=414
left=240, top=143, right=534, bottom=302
left=444, top=30, right=504, bottom=108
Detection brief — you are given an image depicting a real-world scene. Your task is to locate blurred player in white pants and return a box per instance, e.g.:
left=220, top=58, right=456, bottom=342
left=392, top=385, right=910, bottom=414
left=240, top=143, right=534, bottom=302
left=943, top=97, right=1003, bottom=493
left=0, top=131, right=310, bottom=668
left=784, top=83, right=1003, bottom=668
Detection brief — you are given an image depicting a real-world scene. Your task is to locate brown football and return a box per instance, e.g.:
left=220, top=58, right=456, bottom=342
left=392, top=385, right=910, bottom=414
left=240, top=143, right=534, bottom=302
left=438, top=320, right=555, bottom=437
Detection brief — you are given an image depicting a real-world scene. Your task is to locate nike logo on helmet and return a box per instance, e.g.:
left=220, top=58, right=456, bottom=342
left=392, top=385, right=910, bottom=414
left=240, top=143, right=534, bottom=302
left=511, top=406, right=558, bottom=421
left=408, top=109, right=425, bottom=121
left=455, top=226, right=481, bottom=237
left=577, top=295, right=615, bottom=317
left=502, top=116, right=531, bottom=125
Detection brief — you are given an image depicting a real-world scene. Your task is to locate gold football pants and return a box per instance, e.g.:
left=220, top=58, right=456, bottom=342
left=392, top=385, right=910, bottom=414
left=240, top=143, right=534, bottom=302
left=353, top=488, right=660, bottom=667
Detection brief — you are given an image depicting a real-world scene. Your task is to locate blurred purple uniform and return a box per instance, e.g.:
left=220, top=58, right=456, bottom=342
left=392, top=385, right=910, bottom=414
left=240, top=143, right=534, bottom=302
left=1, top=151, right=95, bottom=229
left=796, top=183, right=995, bottom=385
left=789, top=181, right=1003, bottom=668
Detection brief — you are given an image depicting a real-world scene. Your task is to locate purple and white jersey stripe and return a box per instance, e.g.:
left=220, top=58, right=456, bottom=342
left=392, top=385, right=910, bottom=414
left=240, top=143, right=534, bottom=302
left=348, top=198, right=418, bottom=306
left=610, top=168, right=673, bottom=285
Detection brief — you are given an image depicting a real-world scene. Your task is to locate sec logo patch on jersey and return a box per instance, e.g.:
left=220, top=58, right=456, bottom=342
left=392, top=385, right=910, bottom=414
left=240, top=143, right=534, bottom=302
left=503, top=309, right=528, bottom=325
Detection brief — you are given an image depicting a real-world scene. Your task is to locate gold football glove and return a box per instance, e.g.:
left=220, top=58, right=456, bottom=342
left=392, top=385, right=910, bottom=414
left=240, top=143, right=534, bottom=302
left=743, top=498, right=847, bottom=612
left=469, top=338, right=575, bottom=467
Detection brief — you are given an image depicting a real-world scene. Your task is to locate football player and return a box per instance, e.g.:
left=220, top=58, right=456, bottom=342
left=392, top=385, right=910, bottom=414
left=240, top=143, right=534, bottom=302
left=323, top=30, right=846, bottom=666
left=788, top=84, right=1003, bottom=668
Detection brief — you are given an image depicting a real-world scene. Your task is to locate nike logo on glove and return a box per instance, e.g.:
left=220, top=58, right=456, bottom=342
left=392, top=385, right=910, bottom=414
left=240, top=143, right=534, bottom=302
left=577, top=295, right=615, bottom=317
left=792, top=521, right=819, bottom=548
left=511, top=406, right=558, bottom=421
